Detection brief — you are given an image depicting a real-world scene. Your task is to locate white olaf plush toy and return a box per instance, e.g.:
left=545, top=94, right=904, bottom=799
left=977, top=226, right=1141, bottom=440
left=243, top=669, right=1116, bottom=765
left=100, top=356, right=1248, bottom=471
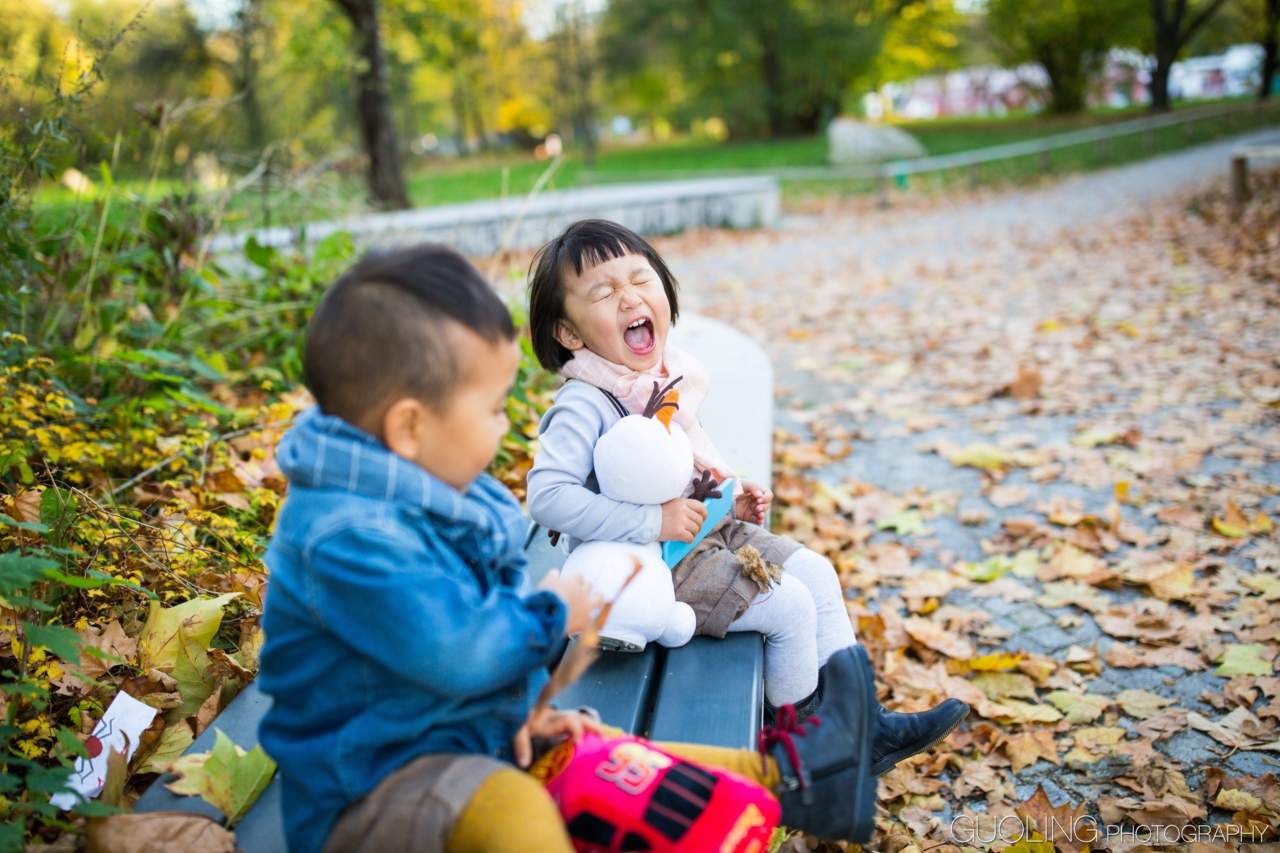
left=561, top=377, right=699, bottom=652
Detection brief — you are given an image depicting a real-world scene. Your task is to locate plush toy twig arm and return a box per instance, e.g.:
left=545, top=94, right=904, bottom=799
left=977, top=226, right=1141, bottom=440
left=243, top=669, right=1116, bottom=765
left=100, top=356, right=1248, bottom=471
left=641, top=375, right=683, bottom=419
left=688, top=469, right=723, bottom=502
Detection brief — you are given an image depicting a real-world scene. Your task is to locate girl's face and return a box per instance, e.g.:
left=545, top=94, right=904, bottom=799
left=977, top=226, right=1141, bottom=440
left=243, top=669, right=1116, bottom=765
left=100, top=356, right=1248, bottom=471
left=554, top=252, right=672, bottom=371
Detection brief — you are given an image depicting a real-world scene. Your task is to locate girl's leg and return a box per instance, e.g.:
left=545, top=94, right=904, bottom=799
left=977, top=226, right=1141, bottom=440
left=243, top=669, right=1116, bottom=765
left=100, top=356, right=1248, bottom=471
left=726, top=574, right=819, bottom=706
left=654, top=741, right=781, bottom=788
left=447, top=767, right=573, bottom=852
left=781, top=548, right=857, bottom=665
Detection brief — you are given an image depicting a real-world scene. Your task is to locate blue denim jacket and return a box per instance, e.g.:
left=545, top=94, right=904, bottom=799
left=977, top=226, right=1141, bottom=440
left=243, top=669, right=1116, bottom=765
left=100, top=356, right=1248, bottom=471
left=258, top=408, right=566, bottom=852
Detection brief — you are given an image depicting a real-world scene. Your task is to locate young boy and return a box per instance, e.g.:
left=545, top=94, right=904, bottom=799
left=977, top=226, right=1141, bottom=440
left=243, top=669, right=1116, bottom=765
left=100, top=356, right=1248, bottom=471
left=258, top=245, right=884, bottom=852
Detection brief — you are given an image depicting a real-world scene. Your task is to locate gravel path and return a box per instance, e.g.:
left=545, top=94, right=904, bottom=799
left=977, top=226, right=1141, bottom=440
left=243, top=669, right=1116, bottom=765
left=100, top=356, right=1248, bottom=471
left=670, top=127, right=1280, bottom=299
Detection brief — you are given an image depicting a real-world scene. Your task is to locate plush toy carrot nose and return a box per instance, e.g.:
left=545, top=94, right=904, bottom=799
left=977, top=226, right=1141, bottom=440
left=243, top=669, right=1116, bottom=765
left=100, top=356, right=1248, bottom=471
left=656, top=390, right=679, bottom=432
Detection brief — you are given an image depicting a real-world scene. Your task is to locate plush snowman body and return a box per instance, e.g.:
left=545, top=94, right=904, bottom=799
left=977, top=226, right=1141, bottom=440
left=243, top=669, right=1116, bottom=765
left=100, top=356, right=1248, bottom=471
left=560, top=385, right=699, bottom=652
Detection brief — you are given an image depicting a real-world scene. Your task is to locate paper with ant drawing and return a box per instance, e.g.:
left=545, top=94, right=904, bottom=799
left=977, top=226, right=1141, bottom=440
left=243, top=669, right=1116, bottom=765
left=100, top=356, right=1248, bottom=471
left=50, top=690, right=157, bottom=810
left=661, top=478, right=735, bottom=569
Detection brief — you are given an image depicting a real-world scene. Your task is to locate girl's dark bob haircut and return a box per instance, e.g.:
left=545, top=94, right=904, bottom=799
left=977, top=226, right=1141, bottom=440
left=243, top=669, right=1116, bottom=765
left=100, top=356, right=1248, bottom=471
left=527, top=219, right=680, bottom=371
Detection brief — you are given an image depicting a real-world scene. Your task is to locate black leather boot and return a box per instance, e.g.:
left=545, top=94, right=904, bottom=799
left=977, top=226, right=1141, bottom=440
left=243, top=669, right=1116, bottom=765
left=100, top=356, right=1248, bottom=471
left=759, top=645, right=878, bottom=844
left=870, top=698, right=970, bottom=776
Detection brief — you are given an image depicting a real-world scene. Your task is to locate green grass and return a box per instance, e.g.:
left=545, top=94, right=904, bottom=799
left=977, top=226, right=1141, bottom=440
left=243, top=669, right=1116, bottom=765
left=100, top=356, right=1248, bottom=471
left=32, top=96, right=1275, bottom=235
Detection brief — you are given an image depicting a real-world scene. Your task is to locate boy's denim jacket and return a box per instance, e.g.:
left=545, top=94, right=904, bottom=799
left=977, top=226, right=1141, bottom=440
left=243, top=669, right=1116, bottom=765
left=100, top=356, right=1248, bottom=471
left=257, top=408, right=566, bottom=852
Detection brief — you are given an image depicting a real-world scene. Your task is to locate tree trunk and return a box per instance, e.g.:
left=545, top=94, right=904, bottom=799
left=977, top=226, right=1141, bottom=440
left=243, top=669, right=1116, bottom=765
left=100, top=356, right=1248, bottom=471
left=469, top=88, right=488, bottom=152
left=1150, top=0, right=1182, bottom=111
left=573, top=24, right=597, bottom=168
left=1038, top=48, right=1088, bottom=114
left=333, top=0, right=409, bottom=209
left=1262, top=0, right=1279, bottom=100
left=1150, top=54, right=1174, bottom=110
left=235, top=1, right=267, bottom=151
left=1149, top=0, right=1230, bottom=111
left=1047, top=67, right=1088, bottom=113
left=757, top=21, right=789, bottom=137
left=450, top=80, right=469, bottom=155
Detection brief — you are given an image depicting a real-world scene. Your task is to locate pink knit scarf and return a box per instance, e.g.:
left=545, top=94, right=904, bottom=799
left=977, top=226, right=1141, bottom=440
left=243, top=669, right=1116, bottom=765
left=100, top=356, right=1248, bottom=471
left=559, top=343, right=734, bottom=479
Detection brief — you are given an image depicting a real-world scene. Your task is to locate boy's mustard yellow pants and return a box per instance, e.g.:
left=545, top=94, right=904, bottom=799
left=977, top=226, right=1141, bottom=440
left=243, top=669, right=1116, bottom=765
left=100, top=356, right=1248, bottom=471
left=446, top=733, right=781, bottom=852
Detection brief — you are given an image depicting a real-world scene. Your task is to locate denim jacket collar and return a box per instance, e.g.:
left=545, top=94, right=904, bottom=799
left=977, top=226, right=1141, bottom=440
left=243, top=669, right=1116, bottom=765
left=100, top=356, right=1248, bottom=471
left=276, top=407, right=525, bottom=565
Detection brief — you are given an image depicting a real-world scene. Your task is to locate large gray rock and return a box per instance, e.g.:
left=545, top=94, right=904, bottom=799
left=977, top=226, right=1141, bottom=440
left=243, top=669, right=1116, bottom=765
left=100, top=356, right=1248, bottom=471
left=827, top=118, right=925, bottom=164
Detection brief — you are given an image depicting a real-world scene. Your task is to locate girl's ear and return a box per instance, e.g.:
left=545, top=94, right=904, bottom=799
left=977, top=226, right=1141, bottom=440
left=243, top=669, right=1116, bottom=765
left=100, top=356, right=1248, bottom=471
left=553, top=318, right=584, bottom=352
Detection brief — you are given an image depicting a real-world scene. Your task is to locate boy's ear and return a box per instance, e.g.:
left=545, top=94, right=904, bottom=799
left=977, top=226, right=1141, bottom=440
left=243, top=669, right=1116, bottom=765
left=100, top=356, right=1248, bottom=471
left=553, top=319, right=584, bottom=352
left=381, top=397, right=431, bottom=461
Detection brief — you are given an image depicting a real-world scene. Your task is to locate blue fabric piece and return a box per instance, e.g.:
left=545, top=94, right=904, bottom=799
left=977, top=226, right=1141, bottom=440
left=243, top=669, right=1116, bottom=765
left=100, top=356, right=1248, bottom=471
left=257, top=408, right=567, bottom=852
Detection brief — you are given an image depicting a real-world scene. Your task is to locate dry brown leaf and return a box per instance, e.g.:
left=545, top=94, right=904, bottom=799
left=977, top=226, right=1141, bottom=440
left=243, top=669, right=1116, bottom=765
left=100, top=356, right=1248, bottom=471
left=1116, top=688, right=1176, bottom=720
left=1001, top=729, right=1060, bottom=772
left=85, top=812, right=235, bottom=853
left=1063, top=725, right=1127, bottom=766
left=1015, top=784, right=1096, bottom=853
left=1006, top=364, right=1044, bottom=401
left=1188, top=708, right=1280, bottom=752
left=902, top=617, right=974, bottom=659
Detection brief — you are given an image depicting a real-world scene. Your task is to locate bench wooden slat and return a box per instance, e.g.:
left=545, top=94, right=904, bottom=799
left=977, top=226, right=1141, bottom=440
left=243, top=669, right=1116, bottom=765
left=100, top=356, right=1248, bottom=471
left=232, top=771, right=286, bottom=852
left=557, top=644, right=662, bottom=734
left=646, top=636, right=764, bottom=748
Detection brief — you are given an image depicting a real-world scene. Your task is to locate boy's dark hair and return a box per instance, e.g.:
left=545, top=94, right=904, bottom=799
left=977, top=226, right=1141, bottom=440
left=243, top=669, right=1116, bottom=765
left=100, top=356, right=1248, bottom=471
left=304, top=244, right=515, bottom=424
left=527, top=219, right=680, bottom=371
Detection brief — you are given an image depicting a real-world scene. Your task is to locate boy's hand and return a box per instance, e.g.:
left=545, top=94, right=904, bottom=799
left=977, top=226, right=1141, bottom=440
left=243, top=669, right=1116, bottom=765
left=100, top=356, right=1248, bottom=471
left=660, top=498, right=708, bottom=543
left=538, top=570, right=603, bottom=637
left=513, top=708, right=605, bottom=768
left=734, top=480, right=773, bottom=525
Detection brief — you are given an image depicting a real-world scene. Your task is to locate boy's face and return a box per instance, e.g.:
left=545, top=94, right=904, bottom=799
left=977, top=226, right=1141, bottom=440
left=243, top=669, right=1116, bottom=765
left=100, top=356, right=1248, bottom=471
left=381, top=324, right=520, bottom=491
left=554, top=252, right=671, bottom=372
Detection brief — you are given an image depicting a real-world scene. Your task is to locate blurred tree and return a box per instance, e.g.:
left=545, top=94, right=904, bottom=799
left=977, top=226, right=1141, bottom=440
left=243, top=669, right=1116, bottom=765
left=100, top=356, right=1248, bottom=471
left=11, top=0, right=551, bottom=196
left=602, top=0, right=910, bottom=138
left=870, top=0, right=967, bottom=86
left=256, top=0, right=354, bottom=157
left=390, top=0, right=546, bottom=154
left=986, top=0, right=1144, bottom=113
left=58, top=0, right=220, bottom=166
left=331, top=0, right=408, bottom=208
left=231, top=0, right=267, bottom=151
left=549, top=0, right=599, bottom=164
left=1148, top=0, right=1232, bottom=109
left=1264, top=0, right=1280, bottom=98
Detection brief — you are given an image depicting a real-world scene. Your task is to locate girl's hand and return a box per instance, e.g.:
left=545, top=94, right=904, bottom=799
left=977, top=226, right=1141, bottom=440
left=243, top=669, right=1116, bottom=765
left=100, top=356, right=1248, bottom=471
left=735, top=480, right=773, bottom=524
left=660, top=498, right=707, bottom=542
left=513, top=708, right=606, bottom=768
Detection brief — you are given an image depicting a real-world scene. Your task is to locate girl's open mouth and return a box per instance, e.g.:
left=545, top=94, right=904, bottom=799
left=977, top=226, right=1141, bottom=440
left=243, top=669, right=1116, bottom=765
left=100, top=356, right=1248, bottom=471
left=623, top=317, right=656, bottom=355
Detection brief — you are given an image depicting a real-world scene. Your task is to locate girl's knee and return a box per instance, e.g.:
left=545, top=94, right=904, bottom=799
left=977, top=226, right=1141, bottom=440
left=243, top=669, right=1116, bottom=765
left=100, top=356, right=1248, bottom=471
left=763, top=575, right=817, bottom=636
left=784, top=548, right=842, bottom=597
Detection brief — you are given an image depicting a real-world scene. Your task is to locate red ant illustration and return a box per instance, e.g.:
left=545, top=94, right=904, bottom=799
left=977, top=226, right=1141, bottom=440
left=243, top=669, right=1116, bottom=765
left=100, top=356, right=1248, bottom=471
left=76, top=717, right=116, bottom=784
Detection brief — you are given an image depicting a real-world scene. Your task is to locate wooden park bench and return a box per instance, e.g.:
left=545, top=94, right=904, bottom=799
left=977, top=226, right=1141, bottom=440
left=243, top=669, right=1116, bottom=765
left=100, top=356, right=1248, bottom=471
left=135, top=314, right=775, bottom=850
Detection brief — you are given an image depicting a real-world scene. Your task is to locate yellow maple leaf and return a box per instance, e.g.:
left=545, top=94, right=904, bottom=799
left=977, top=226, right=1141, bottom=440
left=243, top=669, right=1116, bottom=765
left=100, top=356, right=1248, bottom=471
left=1212, top=500, right=1252, bottom=538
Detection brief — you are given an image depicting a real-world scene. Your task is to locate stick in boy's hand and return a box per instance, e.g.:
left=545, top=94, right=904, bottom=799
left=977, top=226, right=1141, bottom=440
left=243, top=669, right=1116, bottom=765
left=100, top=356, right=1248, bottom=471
left=517, top=558, right=644, bottom=767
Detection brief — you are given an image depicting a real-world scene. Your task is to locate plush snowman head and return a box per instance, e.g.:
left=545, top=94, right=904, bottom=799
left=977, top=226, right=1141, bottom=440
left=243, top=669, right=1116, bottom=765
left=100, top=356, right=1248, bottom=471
left=593, top=377, right=693, bottom=506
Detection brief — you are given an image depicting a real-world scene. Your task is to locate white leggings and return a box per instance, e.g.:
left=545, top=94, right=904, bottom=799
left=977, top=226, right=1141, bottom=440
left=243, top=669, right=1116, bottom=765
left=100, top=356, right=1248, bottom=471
left=725, top=547, right=857, bottom=706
